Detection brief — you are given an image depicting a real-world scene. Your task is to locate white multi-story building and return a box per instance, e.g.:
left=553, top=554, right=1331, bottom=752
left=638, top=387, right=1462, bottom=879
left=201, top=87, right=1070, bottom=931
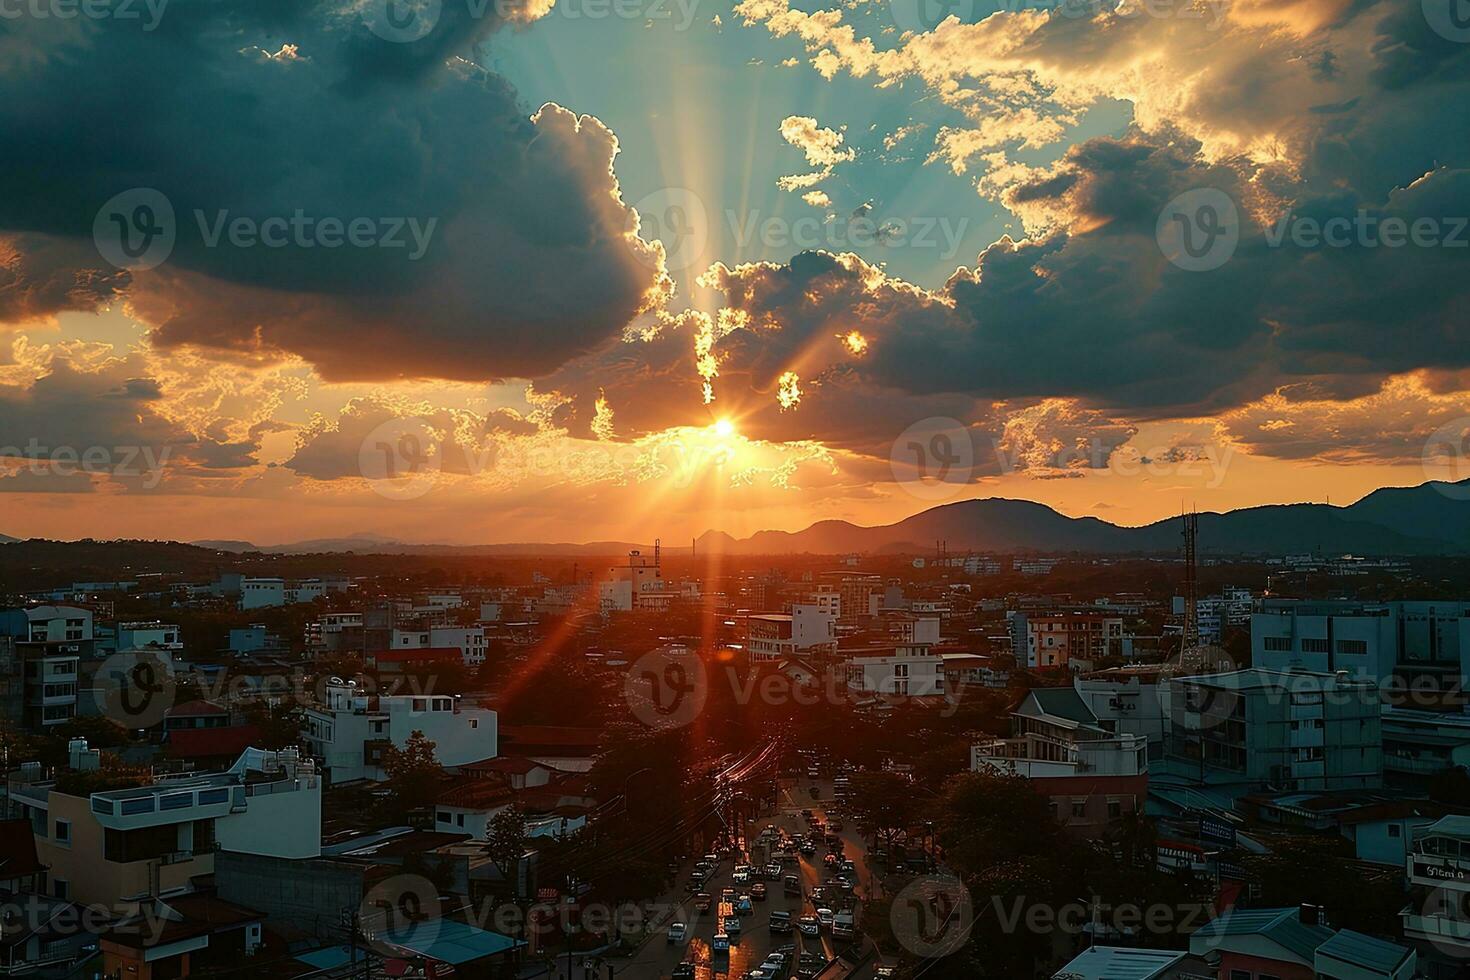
left=302, top=680, right=498, bottom=784
left=115, top=621, right=183, bottom=653
left=391, top=626, right=489, bottom=666
left=1074, top=665, right=1168, bottom=754
left=1253, top=600, right=1470, bottom=692
left=1402, top=815, right=1470, bottom=960
left=8, top=744, right=320, bottom=908
left=0, top=606, right=89, bottom=728
left=746, top=603, right=837, bottom=662
left=599, top=549, right=665, bottom=613
left=845, top=644, right=945, bottom=698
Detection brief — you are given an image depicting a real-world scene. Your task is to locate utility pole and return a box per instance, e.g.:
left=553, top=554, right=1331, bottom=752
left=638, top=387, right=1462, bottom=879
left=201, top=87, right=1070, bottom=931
left=1182, top=509, right=1199, bottom=653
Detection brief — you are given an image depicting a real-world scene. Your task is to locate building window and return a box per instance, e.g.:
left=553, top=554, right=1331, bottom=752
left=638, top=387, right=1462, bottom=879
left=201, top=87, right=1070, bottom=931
left=1301, top=637, right=1330, bottom=653
left=1337, top=639, right=1368, bottom=655
left=1388, top=824, right=1401, bottom=838
left=1263, top=636, right=1292, bottom=652
left=457, top=814, right=465, bottom=827
left=470, top=719, right=478, bottom=729
left=54, top=819, right=70, bottom=845
left=1071, top=801, right=1086, bottom=818
left=1107, top=801, right=1121, bottom=819
left=53, top=879, right=68, bottom=900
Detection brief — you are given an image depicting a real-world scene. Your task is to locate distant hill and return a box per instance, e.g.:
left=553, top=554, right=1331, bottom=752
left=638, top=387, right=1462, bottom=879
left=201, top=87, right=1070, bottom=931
left=5, top=479, right=1467, bottom=559
left=695, top=480, right=1470, bottom=556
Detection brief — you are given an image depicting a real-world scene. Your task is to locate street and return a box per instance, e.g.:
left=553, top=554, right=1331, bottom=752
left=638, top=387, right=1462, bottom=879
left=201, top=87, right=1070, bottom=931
left=623, top=779, right=878, bottom=979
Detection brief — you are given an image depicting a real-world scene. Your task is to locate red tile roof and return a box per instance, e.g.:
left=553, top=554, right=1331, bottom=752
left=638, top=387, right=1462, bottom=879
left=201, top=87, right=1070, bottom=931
left=166, top=699, right=228, bottom=717
left=165, top=725, right=261, bottom=759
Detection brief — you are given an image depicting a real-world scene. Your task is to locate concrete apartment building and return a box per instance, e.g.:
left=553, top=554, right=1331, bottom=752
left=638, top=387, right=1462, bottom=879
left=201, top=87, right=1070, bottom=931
left=1163, top=668, right=1383, bottom=795
left=1253, top=599, right=1470, bottom=694
left=745, top=603, right=837, bottom=662
left=972, top=687, right=1148, bottom=838
left=0, top=605, right=89, bottom=729
left=1026, top=612, right=1125, bottom=670
left=845, top=644, right=946, bottom=698
left=302, top=680, right=498, bottom=784
left=6, top=743, right=320, bottom=908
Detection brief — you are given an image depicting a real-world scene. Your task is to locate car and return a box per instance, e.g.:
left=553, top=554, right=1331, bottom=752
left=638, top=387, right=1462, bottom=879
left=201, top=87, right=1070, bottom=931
left=800, top=808, right=813, bottom=819
left=829, top=818, right=844, bottom=831
left=736, top=895, right=754, bottom=916
left=733, top=867, right=751, bottom=885
left=722, top=887, right=737, bottom=903
left=667, top=922, right=687, bottom=944
left=816, top=907, right=835, bottom=929
left=673, top=965, right=696, bottom=980
left=799, top=841, right=816, bottom=856
left=797, top=952, right=824, bottom=978
left=693, top=892, right=712, bottom=912
left=765, top=862, right=783, bottom=879
left=823, top=853, right=839, bottom=868
left=797, top=914, right=820, bottom=936
left=713, top=932, right=731, bottom=953
left=751, top=882, right=767, bottom=901
left=840, top=860, right=856, bottom=875
left=783, top=874, right=802, bottom=897
left=836, top=874, right=854, bottom=891
left=769, top=910, right=793, bottom=933
left=745, top=969, right=777, bottom=980
left=724, top=914, right=742, bottom=936
left=875, top=967, right=897, bottom=979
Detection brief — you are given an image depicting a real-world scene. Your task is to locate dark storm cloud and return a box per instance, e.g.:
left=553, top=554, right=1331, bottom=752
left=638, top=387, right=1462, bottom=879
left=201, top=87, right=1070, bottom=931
left=0, top=0, right=663, bottom=381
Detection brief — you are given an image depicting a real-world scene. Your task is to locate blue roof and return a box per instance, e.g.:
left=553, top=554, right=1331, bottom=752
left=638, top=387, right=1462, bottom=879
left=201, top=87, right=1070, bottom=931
left=1051, top=946, right=1187, bottom=980
left=295, top=921, right=524, bottom=971
left=1316, top=929, right=1413, bottom=975
left=379, top=918, right=523, bottom=964
left=1192, top=908, right=1334, bottom=963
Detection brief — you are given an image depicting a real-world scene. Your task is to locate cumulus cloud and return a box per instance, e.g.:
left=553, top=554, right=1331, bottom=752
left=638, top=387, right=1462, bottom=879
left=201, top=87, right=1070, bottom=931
left=0, top=351, right=259, bottom=491
left=0, top=0, right=666, bottom=382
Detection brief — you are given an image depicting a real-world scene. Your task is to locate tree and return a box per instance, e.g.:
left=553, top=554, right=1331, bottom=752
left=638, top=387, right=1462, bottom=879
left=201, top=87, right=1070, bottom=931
left=380, top=730, right=442, bottom=821
left=850, top=771, right=920, bottom=853
left=484, top=804, right=529, bottom=893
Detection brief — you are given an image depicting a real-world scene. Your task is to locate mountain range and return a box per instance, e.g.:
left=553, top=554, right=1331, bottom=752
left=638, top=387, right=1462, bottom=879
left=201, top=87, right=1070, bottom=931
left=695, top=480, right=1470, bottom=556
left=3, top=479, right=1468, bottom=556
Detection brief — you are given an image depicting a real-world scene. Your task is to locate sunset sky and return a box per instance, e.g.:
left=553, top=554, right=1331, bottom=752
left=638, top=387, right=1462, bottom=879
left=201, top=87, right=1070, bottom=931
left=1, top=0, right=1468, bottom=545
